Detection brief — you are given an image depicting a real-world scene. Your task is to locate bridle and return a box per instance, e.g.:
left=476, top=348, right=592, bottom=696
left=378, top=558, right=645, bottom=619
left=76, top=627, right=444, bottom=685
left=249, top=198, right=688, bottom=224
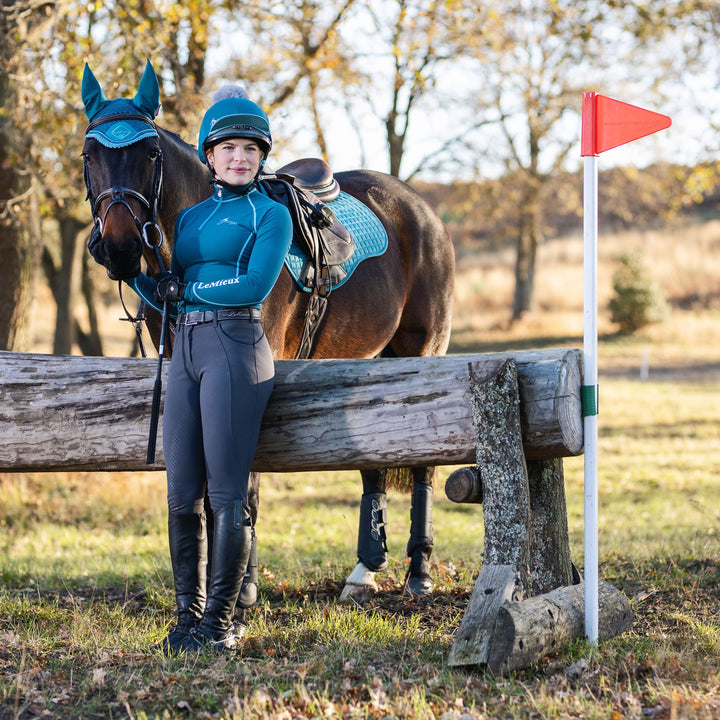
left=83, top=110, right=167, bottom=359
left=83, top=111, right=165, bottom=253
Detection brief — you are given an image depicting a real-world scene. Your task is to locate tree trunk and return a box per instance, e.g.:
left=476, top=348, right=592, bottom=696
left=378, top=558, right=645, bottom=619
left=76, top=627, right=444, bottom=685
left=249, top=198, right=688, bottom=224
left=0, top=152, right=43, bottom=351
left=53, top=215, right=86, bottom=355
left=0, top=0, right=58, bottom=352
left=512, top=214, right=538, bottom=320
left=527, top=458, right=575, bottom=595
left=78, top=251, right=105, bottom=357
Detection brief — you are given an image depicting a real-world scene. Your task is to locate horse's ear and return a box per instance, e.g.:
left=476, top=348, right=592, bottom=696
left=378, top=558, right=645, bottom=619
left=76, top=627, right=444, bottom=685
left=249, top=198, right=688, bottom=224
left=134, top=60, right=161, bottom=118
left=81, top=63, right=108, bottom=121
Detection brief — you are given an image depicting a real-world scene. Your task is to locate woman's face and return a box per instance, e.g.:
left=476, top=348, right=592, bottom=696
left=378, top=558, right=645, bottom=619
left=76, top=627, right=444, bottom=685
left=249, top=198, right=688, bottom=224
left=207, top=138, right=263, bottom=186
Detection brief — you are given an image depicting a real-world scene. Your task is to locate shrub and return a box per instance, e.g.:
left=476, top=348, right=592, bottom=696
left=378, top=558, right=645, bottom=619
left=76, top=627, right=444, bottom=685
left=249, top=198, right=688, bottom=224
left=608, top=249, right=668, bottom=333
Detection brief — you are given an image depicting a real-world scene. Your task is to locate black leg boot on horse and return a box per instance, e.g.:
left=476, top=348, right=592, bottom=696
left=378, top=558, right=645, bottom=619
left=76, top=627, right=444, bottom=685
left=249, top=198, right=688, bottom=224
left=340, top=474, right=388, bottom=602
left=237, top=528, right=258, bottom=610
left=156, top=511, right=207, bottom=654
left=404, top=470, right=435, bottom=597
left=172, top=499, right=252, bottom=652
left=236, top=472, right=260, bottom=615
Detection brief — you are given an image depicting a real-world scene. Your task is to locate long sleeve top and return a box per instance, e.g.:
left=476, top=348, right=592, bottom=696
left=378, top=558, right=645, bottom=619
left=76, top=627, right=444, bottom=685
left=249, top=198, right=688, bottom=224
left=128, top=183, right=292, bottom=315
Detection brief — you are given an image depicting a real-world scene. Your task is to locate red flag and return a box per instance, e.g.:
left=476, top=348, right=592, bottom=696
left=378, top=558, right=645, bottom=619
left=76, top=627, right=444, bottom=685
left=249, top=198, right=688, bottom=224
left=581, top=92, right=671, bottom=157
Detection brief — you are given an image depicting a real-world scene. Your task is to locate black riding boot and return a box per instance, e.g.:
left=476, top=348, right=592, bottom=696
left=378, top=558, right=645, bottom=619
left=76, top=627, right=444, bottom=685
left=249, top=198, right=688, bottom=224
left=405, top=481, right=434, bottom=596
left=157, top=511, right=207, bottom=653
left=237, top=527, right=258, bottom=609
left=176, top=500, right=252, bottom=652
left=357, top=492, right=388, bottom=572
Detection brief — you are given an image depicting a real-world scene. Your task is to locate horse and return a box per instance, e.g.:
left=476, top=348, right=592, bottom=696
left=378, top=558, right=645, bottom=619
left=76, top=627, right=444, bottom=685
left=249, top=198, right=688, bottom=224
left=80, top=61, right=455, bottom=603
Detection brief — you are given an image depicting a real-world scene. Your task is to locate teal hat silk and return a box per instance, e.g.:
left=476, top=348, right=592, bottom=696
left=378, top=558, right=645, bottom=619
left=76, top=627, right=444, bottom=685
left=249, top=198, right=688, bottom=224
left=82, top=60, right=161, bottom=148
left=85, top=99, right=158, bottom=148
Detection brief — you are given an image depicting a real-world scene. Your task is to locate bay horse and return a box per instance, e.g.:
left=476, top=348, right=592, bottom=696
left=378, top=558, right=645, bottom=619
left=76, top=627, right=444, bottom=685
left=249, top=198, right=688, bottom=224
left=80, top=62, right=454, bottom=603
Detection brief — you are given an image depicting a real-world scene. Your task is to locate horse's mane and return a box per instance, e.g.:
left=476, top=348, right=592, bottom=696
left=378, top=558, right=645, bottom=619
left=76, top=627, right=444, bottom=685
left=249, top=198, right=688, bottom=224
left=157, top=125, right=201, bottom=164
left=155, top=125, right=213, bottom=241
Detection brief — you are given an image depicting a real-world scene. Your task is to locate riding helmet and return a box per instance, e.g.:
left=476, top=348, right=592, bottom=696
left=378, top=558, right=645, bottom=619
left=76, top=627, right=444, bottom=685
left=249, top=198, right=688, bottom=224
left=197, top=96, right=272, bottom=164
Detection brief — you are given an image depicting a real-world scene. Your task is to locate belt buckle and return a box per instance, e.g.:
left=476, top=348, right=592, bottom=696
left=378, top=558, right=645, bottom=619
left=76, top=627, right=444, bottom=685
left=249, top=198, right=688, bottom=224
left=184, top=310, right=203, bottom=326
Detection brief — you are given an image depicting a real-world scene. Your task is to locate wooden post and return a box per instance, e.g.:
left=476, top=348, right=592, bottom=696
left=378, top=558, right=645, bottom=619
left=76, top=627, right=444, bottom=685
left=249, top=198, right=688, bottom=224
left=527, top=458, right=576, bottom=595
left=445, top=459, right=576, bottom=596
left=469, top=359, right=530, bottom=585
left=447, top=358, right=532, bottom=668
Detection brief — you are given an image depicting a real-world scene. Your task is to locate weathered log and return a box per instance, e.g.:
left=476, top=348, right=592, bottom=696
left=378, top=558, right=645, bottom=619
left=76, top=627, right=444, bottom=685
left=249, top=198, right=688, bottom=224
left=484, top=580, right=635, bottom=675
left=0, top=348, right=582, bottom=472
left=446, top=361, right=533, bottom=669
left=447, top=564, right=523, bottom=668
left=469, top=359, right=530, bottom=588
left=445, top=460, right=575, bottom=595
left=450, top=578, right=634, bottom=673
left=445, top=466, right=483, bottom=503
left=527, top=458, right=575, bottom=594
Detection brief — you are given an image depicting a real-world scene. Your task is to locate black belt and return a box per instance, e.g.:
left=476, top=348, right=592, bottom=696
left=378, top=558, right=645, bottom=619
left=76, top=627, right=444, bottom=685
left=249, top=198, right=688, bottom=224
left=177, top=308, right=261, bottom=325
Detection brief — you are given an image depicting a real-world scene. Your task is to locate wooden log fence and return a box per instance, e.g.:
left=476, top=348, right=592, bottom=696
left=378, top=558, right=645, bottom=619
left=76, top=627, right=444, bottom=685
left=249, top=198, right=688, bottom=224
left=0, top=348, right=583, bottom=473
left=0, top=347, right=633, bottom=672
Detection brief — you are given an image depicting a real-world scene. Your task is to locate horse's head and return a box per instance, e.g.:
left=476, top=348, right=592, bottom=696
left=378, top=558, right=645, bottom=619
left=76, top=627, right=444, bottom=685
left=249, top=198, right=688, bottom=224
left=81, top=61, right=165, bottom=280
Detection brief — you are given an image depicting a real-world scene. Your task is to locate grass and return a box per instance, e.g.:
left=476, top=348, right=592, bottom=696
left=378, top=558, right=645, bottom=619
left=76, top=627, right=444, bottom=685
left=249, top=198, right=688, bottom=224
left=2, top=219, right=720, bottom=718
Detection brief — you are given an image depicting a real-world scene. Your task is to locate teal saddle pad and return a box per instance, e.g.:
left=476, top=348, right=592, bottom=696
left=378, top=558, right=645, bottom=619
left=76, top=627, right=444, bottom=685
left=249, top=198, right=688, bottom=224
left=284, top=191, right=388, bottom=292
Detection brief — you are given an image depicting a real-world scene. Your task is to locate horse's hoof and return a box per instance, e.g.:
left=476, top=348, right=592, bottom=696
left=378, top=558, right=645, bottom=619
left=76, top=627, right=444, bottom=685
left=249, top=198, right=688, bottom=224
left=339, top=562, right=378, bottom=603
left=403, top=575, right=433, bottom=597
left=237, top=582, right=258, bottom=609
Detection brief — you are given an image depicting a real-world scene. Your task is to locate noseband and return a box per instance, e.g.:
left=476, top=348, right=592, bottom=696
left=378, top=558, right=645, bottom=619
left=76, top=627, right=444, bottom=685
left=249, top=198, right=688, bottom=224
left=83, top=112, right=165, bottom=252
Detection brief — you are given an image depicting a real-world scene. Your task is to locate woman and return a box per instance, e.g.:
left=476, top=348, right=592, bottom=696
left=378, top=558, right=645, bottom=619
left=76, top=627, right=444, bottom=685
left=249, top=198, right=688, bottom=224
left=129, top=88, right=292, bottom=653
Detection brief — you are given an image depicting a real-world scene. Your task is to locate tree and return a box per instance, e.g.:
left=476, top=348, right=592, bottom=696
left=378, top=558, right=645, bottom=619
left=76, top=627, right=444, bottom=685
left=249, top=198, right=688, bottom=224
left=329, top=0, right=495, bottom=180
left=460, top=0, right=627, bottom=320
left=215, top=0, right=482, bottom=180
left=0, top=0, right=62, bottom=351
left=214, top=0, right=362, bottom=165
left=24, top=0, right=217, bottom=356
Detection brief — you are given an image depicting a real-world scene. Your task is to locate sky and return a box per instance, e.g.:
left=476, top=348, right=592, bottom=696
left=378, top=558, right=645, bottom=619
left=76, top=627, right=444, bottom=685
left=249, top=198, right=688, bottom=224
left=201, top=7, right=718, bottom=184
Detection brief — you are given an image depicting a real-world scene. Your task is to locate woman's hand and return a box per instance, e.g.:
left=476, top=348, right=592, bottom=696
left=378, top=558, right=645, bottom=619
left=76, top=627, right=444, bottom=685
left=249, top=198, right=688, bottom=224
left=155, top=273, right=187, bottom=303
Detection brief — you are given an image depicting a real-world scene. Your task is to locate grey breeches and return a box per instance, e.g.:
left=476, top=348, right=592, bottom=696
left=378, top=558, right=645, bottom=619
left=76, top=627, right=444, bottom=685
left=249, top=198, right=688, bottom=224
left=162, top=316, right=274, bottom=515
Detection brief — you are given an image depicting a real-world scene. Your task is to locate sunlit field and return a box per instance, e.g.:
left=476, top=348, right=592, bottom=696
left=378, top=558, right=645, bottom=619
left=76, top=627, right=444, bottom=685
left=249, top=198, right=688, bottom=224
left=2, top=220, right=718, bottom=718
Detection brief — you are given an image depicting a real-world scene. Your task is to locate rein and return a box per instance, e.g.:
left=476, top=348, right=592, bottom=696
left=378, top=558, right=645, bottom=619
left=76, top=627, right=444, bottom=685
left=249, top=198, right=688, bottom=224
left=118, top=281, right=148, bottom=358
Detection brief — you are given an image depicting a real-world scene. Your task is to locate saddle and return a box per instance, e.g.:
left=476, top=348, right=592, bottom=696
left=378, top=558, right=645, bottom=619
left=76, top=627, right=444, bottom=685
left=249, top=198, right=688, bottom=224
left=259, top=158, right=354, bottom=290
left=259, top=158, right=355, bottom=359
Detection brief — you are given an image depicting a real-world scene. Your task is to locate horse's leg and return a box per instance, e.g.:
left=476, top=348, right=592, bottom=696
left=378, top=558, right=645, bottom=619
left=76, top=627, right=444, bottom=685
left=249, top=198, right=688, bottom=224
left=237, top=471, right=260, bottom=613
left=339, top=469, right=388, bottom=602
left=404, top=467, right=435, bottom=597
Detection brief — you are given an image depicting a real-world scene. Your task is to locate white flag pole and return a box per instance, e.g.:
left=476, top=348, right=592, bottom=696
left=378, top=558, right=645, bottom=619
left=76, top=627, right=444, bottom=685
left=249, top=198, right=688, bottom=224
left=583, top=153, right=600, bottom=644
left=580, top=91, right=670, bottom=644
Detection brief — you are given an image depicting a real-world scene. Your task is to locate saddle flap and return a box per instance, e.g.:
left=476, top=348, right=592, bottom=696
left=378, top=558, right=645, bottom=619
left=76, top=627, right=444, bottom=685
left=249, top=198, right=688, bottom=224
left=258, top=173, right=355, bottom=282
